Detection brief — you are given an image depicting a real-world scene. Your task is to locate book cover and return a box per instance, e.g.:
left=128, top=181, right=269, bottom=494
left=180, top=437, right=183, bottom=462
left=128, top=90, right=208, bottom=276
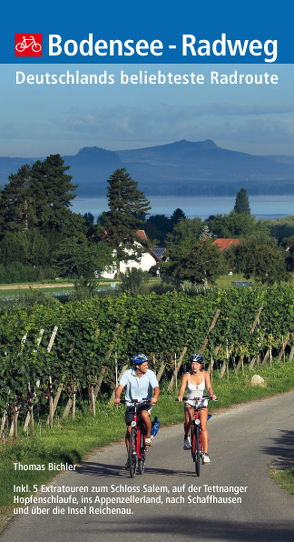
left=0, top=2, right=293, bottom=542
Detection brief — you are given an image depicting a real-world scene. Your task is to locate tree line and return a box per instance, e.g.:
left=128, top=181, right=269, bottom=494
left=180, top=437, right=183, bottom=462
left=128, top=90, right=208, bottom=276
left=0, top=157, right=151, bottom=285
left=160, top=189, right=294, bottom=286
left=0, top=155, right=294, bottom=288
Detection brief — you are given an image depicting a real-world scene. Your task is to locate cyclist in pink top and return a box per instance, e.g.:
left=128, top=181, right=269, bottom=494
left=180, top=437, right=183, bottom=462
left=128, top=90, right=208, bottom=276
left=178, top=353, right=217, bottom=464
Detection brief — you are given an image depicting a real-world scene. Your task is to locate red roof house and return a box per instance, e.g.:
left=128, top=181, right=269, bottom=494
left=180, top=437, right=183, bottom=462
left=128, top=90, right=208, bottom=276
left=213, top=238, right=240, bottom=250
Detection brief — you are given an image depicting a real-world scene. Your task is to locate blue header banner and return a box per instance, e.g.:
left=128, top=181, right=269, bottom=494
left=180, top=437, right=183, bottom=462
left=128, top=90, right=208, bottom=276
left=1, top=1, right=292, bottom=64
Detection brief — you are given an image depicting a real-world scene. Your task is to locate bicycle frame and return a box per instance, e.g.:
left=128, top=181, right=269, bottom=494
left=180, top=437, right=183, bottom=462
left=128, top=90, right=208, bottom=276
left=121, top=399, right=150, bottom=477
left=183, top=395, right=213, bottom=477
left=22, top=37, right=35, bottom=47
left=194, top=409, right=202, bottom=445
left=132, top=402, right=146, bottom=459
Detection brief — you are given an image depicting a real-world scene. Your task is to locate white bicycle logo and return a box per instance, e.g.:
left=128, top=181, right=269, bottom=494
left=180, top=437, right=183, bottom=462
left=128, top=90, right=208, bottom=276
left=15, top=36, right=42, bottom=53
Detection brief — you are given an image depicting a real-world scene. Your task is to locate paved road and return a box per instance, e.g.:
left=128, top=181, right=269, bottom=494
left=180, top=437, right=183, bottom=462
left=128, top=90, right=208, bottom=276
left=2, top=392, right=294, bottom=542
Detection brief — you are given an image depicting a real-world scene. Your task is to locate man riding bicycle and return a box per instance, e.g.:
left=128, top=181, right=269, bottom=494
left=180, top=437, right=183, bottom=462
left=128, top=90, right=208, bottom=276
left=114, top=354, right=160, bottom=468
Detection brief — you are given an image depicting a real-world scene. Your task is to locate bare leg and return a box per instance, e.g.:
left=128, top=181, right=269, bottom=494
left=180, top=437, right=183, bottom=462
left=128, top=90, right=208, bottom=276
left=125, top=425, right=132, bottom=452
left=184, top=405, right=194, bottom=437
left=141, top=410, right=152, bottom=438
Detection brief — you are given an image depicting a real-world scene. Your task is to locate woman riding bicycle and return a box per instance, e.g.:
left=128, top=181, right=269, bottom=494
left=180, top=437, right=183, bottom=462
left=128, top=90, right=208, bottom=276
left=114, top=353, right=160, bottom=468
left=178, top=353, right=217, bottom=464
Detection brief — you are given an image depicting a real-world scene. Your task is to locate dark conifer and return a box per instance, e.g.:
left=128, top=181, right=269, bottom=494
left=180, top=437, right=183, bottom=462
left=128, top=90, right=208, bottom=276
left=102, top=168, right=151, bottom=274
left=233, top=188, right=251, bottom=215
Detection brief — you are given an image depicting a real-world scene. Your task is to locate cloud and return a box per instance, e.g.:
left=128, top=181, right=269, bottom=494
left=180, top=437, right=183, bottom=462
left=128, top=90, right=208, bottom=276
left=1, top=101, right=294, bottom=155
left=59, top=103, right=294, bottom=147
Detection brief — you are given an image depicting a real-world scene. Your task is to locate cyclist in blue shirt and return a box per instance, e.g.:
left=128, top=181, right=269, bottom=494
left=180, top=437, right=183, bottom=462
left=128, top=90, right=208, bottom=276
left=114, top=354, right=160, bottom=468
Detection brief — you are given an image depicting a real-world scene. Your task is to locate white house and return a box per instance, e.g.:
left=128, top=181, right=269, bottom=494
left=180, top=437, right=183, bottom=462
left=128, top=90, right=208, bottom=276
left=98, top=230, right=158, bottom=279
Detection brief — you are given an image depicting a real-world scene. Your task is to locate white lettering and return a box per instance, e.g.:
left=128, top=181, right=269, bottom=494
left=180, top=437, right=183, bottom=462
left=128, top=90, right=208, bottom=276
left=16, top=71, right=25, bottom=84
left=94, top=40, right=108, bottom=56
left=182, top=34, right=277, bottom=63
left=264, top=39, right=278, bottom=63
left=197, top=40, right=210, bottom=57
left=182, top=34, right=196, bottom=56
left=64, top=40, right=78, bottom=56
left=80, top=34, right=93, bottom=56
left=227, top=39, right=249, bottom=57
left=249, top=40, right=262, bottom=56
left=135, top=40, right=149, bottom=56
left=49, top=35, right=62, bottom=56
left=150, top=40, right=163, bottom=56
left=212, top=33, right=226, bottom=56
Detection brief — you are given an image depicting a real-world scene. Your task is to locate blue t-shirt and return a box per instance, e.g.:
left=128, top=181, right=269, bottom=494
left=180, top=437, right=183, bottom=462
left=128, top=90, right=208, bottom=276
left=119, top=368, right=159, bottom=402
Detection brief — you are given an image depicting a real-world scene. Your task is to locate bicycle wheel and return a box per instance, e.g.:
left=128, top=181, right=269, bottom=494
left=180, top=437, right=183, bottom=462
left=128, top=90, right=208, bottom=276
left=138, top=458, right=145, bottom=474
left=15, top=43, right=26, bottom=52
left=129, top=427, right=137, bottom=478
left=138, top=432, right=145, bottom=475
left=32, top=43, right=42, bottom=52
left=195, top=426, right=201, bottom=477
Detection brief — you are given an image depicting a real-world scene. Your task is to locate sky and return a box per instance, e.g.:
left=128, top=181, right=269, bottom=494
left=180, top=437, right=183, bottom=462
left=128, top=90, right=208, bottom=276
left=1, top=63, right=294, bottom=158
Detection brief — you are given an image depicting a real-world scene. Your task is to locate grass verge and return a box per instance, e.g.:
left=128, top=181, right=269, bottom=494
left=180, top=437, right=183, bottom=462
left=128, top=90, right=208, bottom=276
left=269, top=468, right=294, bottom=495
left=0, top=287, right=75, bottom=297
left=215, top=273, right=249, bottom=288
left=1, top=358, right=294, bottom=529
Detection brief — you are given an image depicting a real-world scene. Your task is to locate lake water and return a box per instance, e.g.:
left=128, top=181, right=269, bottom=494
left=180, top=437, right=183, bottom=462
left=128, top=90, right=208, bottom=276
left=71, top=195, right=294, bottom=222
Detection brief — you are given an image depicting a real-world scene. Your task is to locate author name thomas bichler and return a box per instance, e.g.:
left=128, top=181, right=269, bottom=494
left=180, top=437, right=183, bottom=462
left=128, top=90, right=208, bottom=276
left=13, top=462, right=76, bottom=471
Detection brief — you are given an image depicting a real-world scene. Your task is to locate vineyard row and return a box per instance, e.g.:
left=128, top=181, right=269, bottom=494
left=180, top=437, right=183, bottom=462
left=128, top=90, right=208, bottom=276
left=1, top=286, right=294, bottom=436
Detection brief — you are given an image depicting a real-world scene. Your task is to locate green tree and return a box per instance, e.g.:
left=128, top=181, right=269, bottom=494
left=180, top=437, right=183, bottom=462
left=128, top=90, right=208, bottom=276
left=207, top=211, right=268, bottom=238
left=162, top=239, right=224, bottom=287
left=266, top=215, right=294, bottom=244
left=83, top=212, right=96, bottom=237
left=83, top=212, right=95, bottom=225
left=0, top=155, right=87, bottom=274
left=166, top=217, right=203, bottom=246
left=279, top=235, right=294, bottom=272
left=171, top=208, right=187, bottom=225
left=145, top=214, right=173, bottom=245
left=199, top=224, right=213, bottom=240
left=120, top=267, right=149, bottom=296
left=0, top=164, right=36, bottom=234
left=230, top=233, right=288, bottom=285
left=0, top=230, right=51, bottom=266
left=53, top=237, right=112, bottom=280
left=233, top=188, right=251, bottom=215
left=102, top=168, right=151, bottom=275
left=0, top=155, right=83, bottom=239
left=31, top=154, right=79, bottom=235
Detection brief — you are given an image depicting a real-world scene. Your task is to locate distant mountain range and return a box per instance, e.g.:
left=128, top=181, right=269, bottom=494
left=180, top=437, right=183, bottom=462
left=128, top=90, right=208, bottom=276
left=1, top=140, right=294, bottom=197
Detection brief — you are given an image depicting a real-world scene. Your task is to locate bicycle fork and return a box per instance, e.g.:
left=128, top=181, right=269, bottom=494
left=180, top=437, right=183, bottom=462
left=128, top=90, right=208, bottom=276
left=136, top=427, right=141, bottom=456
left=191, top=413, right=211, bottom=462
left=130, top=417, right=146, bottom=460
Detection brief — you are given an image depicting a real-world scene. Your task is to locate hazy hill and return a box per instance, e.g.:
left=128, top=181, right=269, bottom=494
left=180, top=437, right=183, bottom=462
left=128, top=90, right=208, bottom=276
left=63, top=147, right=121, bottom=194
left=1, top=140, right=294, bottom=196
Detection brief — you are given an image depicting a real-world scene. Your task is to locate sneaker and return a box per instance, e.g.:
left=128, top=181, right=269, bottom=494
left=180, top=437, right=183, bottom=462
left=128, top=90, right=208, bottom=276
left=202, top=453, right=210, bottom=465
left=183, top=436, right=191, bottom=450
left=125, top=459, right=130, bottom=470
left=145, top=437, right=152, bottom=446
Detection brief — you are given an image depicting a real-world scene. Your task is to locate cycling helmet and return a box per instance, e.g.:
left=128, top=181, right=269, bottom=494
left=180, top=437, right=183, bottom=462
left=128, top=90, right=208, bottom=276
left=190, top=353, right=204, bottom=364
left=130, top=353, right=149, bottom=365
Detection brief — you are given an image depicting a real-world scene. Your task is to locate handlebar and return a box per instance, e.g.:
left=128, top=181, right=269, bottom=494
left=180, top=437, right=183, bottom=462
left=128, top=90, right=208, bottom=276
left=176, top=395, right=218, bottom=402
left=118, top=398, right=151, bottom=406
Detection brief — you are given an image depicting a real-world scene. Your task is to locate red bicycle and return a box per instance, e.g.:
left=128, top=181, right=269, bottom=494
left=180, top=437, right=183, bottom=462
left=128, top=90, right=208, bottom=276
left=182, top=395, right=216, bottom=476
left=121, top=399, right=150, bottom=478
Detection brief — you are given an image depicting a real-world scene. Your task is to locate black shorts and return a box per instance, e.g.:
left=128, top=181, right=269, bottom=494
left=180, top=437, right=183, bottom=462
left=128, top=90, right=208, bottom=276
left=125, top=405, right=150, bottom=426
